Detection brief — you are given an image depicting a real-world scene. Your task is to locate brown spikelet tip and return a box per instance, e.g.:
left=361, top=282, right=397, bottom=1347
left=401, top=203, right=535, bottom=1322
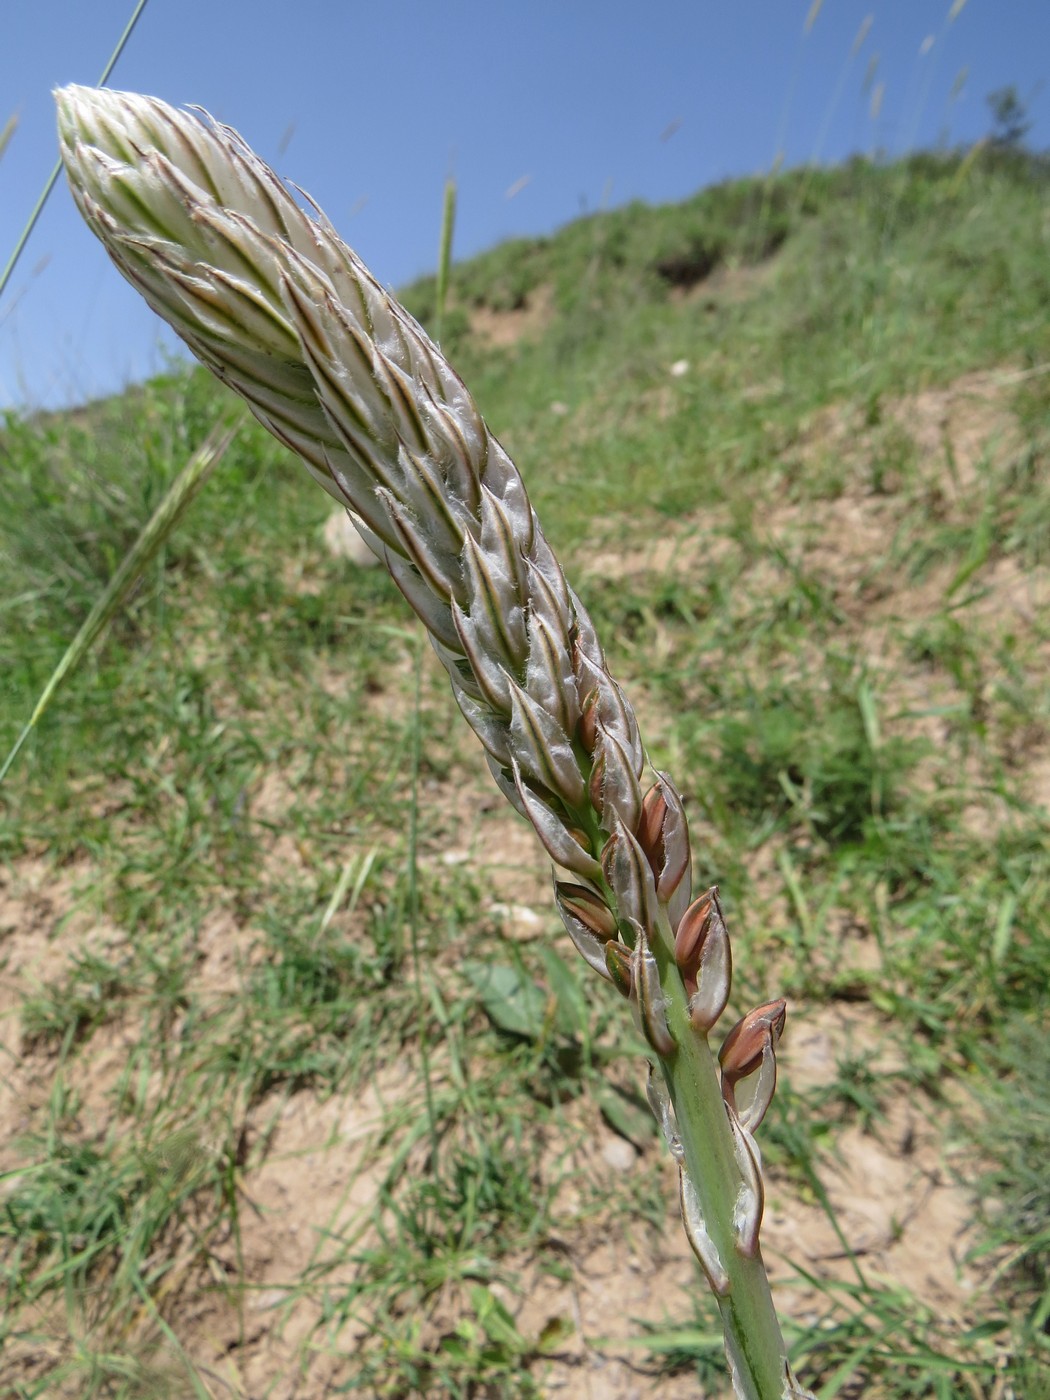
left=636, top=783, right=668, bottom=880
left=674, top=886, right=718, bottom=977
left=604, top=940, right=633, bottom=998
left=719, top=999, right=787, bottom=1082
left=557, top=882, right=618, bottom=941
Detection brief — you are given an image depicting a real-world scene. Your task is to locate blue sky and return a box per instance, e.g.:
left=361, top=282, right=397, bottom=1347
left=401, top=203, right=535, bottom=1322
left=1, top=0, right=1046, bottom=411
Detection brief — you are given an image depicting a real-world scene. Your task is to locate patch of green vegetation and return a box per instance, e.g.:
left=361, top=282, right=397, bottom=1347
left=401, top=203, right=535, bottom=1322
left=2, top=142, right=1049, bottom=1395
left=969, top=1018, right=1050, bottom=1349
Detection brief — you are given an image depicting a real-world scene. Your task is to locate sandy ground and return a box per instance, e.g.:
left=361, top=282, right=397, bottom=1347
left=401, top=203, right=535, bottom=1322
left=1, top=364, right=1041, bottom=1396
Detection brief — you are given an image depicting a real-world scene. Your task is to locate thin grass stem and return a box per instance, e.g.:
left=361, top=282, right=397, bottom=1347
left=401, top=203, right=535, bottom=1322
left=0, top=412, right=241, bottom=787
left=0, top=0, right=151, bottom=304
left=434, top=176, right=457, bottom=343
left=407, top=634, right=441, bottom=1168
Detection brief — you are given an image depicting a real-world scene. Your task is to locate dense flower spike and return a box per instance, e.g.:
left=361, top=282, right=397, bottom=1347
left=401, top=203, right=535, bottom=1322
left=57, top=86, right=808, bottom=1400
left=55, top=82, right=682, bottom=1015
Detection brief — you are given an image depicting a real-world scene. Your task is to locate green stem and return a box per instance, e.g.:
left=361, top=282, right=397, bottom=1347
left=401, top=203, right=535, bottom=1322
left=433, top=176, right=456, bottom=344
left=651, top=906, right=797, bottom=1400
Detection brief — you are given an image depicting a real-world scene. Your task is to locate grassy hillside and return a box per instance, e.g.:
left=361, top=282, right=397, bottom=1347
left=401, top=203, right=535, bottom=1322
left=1, top=148, right=1048, bottom=1398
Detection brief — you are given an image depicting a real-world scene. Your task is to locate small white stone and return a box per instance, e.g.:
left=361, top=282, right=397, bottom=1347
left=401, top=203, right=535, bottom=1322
left=323, top=509, right=380, bottom=566
left=601, top=1136, right=637, bottom=1171
left=669, top=359, right=689, bottom=378
left=489, top=902, right=546, bottom=938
